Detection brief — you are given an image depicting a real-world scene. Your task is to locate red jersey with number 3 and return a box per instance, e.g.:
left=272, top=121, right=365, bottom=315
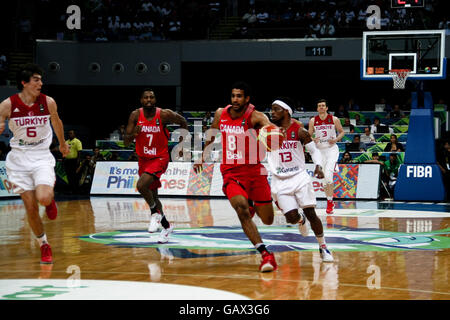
left=313, top=114, right=336, bottom=150
left=135, top=108, right=169, bottom=159
left=219, top=104, right=263, bottom=173
left=8, top=93, right=52, bottom=151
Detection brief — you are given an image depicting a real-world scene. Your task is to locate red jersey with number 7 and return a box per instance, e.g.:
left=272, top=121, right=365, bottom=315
left=135, top=107, right=169, bottom=159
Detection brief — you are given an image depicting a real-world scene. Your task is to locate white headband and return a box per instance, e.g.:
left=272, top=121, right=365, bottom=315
left=272, top=100, right=293, bottom=116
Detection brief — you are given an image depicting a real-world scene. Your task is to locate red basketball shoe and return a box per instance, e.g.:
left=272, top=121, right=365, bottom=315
left=45, top=199, right=58, bottom=220
left=326, top=200, right=335, bottom=215
left=40, top=244, right=53, bottom=264
left=259, top=251, right=277, bottom=273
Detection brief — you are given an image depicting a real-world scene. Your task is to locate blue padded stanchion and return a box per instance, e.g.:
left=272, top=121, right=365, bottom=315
left=394, top=92, right=445, bottom=201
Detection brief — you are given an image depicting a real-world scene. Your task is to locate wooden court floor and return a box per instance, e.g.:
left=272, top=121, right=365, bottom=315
left=0, top=196, right=449, bottom=300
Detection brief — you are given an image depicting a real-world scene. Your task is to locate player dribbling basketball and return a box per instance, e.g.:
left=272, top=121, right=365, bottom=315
left=268, top=98, right=334, bottom=262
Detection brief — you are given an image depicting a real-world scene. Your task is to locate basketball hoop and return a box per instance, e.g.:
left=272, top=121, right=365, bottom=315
left=389, top=69, right=411, bottom=89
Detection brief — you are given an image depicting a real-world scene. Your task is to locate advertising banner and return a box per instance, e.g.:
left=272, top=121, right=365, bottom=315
left=91, top=162, right=380, bottom=199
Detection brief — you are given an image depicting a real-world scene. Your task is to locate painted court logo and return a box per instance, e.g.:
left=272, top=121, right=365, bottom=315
left=79, top=226, right=450, bottom=255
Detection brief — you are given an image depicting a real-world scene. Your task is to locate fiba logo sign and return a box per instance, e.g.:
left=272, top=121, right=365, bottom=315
left=406, top=165, right=432, bottom=178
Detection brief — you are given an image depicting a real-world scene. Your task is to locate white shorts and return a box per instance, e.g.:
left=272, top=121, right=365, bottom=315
left=271, top=170, right=316, bottom=214
left=318, top=144, right=339, bottom=181
left=5, top=149, right=56, bottom=194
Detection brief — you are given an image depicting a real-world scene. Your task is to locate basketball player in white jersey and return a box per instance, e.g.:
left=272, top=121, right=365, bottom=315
left=308, top=99, right=345, bottom=214
left=267, top=98, right=333, bottom=262
left=0, top=63, right=69, bottom=264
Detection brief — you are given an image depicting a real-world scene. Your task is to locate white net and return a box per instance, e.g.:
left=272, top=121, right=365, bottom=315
left=389, top=69, right=410, bottom=89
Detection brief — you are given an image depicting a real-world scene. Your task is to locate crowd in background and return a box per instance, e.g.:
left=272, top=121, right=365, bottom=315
left=9, top=0, right=450, bottom=47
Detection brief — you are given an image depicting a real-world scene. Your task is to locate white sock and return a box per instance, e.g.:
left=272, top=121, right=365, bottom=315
left=316, top=235, right=326, bottom=247
left=37, top=233, right=48, bottom=247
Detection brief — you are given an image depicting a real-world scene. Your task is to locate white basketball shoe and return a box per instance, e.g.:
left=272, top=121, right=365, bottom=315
left=298, top=212, right=309, bottom=237
left=148, top=213, right=162, bottom=233
left=319, top=244, right=334, bottom=262
left=157, top=226, right=174, bottom=244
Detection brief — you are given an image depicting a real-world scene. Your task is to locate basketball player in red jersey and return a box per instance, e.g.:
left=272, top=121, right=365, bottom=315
left=193, top=82, right=280, bottom=272
left=124, top=89, right=188, bottom=243
left=0, top=63, right=70, bottom=264
left=268, top=98, right=333, bottom=262
left=308, top=99, right=344, bottom=214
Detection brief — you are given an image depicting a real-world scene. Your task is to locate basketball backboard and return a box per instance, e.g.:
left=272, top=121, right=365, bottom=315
left=361, top=30, right=446, bottom=80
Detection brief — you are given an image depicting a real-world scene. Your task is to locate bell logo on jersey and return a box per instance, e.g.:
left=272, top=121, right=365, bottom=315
left=226, top=150, right=243, bottom=160
left=143, top=146, right=157, bottom=156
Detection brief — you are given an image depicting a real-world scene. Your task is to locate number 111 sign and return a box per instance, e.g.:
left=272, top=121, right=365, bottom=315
left=391, top=0, right=424, bottom=8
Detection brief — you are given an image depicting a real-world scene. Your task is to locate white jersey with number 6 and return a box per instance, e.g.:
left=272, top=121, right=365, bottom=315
left=8, top=93, right=52, bottom=151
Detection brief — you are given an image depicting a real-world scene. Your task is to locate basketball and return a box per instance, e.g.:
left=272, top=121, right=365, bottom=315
left=258, top=124, right=285, bottom=151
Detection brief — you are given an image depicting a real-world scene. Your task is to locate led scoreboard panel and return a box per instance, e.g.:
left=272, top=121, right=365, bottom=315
left=391, top=0, right=424, bottom=8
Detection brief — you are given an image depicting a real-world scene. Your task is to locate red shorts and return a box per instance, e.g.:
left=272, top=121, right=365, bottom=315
left=138, top=156, right=169, bottom=190
left=221, top=164, right=272, bottom=206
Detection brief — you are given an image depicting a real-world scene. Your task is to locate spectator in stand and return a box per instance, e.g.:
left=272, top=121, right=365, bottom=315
left=346, top=134, right=366, bottom=152
left=387, top=104, right=405, bottom=119
left=364, top=152, right=384, bottom=165
left=320, top=20, right=335, bottom=37
left=76, top=154, right=95, bottom=194
left=354, top=113, right=362, bottom=125
left=383, top=153, right=402, bottom=195
left=110, top=124, right=125, bottom=140
left=256, top=8, right=269, bottom=24
left=304, top=27, right=318, bottom=38
left=378, top=98, right=392, bottom=112
left=384, top=134, right=405, bottom=152
left=344, top=7, right=356, bottom=25
left=242, top=7, right=257, bottom=26
left=202, top=111, right=214, bottom=126
left=92, top=147, right=105, bottom=162
left=360, top=126, right=376, bottom=143
left=347, top=98, right=360, bottom=111
left=342, top=117, right=355, bottom=133
left=334, top=104, right=349, bottom=118
left=340, top=151, right=353, bottom=164
left=371, top=117, right=394, bottom=134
